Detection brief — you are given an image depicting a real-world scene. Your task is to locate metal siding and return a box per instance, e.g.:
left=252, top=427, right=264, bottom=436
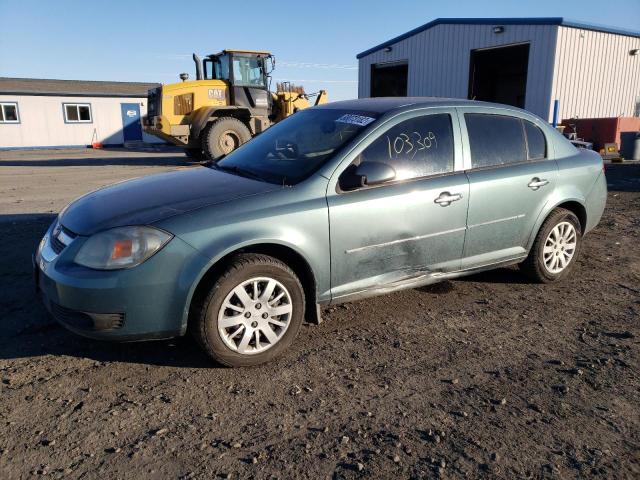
left=0, top=94, right=164, bottom=148
left=551, top=26, right=640, bottom=119
left=358, top=24, right=559, bottom=120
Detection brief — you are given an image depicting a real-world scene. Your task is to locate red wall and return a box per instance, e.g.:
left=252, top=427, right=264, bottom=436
left=560, top=117, right=640, bottom=151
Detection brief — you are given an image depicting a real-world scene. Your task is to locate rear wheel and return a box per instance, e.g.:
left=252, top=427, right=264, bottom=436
left=201, top=117, right=252, bottom=161
left=520, top=208, right=582, bottom=283
left=193, top=254, right=305, bottom=367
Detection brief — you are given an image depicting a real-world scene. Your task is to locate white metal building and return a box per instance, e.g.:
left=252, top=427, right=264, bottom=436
left=357, top=18, right=640, bottom=122
left=0, top=78, right=163, bottom=149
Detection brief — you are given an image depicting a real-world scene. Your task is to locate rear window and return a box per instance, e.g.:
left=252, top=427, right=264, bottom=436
left=523, top=120, right=547, bottom=160
left=465, top=113, right=526, bottom=168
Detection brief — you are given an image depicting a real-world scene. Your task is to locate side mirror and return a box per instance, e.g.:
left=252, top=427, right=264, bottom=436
left=340, top=161, right=396, bottom=190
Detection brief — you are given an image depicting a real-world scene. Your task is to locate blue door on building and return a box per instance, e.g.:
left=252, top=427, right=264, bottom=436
left=120, top=103, right=143, bottom=142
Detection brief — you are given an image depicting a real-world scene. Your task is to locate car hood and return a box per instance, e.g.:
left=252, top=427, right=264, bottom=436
left=60, top=167, right=281, bottom=235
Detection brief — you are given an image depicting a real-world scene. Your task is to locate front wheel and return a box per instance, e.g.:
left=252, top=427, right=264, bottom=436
left=520, top=208, right=583, bottom=283
left=192, top=254, right=305, bottom=367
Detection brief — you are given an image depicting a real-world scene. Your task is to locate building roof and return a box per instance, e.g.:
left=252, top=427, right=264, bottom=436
left=0, top=77, right=161, bottom=97
left=357, top=17, right=640, bottom=59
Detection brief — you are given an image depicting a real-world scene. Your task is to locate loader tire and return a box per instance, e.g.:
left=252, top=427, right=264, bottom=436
left=202, top=117, right=252, bottom=161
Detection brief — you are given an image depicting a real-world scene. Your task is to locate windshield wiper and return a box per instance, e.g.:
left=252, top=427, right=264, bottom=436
left=211, top=164, right=264, bottom=182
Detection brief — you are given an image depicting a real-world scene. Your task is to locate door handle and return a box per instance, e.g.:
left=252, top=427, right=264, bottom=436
left=434, top=191, right=463, bottom=207
left=528, top=177, right=549, bottom=190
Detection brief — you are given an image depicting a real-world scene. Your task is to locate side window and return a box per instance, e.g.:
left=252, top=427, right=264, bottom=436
left=358, top=113, right=454, bottom=182
left=215, top=55, right=230, bottom=80
left=523, top=120, right=547, bottom=160
left=465, top=113, right=526, bottom=168
left=0, top=102, right=19, bottom=123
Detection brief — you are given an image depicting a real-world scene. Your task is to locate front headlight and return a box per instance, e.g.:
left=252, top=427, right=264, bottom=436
left=74, top=226, right=172, bottom=270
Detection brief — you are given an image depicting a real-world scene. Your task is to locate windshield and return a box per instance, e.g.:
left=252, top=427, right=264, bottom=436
left=214, top=109, right=379, bottom=185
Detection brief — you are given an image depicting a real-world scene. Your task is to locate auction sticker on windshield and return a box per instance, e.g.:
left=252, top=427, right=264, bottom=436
left=335, top=114, right=376, bottom=127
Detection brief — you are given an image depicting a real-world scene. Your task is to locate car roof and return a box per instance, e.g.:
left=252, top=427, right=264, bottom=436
left=318, top=97, right=523, bottom=115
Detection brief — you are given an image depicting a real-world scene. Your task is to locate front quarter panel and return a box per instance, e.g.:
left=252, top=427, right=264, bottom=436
left=156, top=177, right=331, bottom=306
left=38, top=230, right=210, bottom=339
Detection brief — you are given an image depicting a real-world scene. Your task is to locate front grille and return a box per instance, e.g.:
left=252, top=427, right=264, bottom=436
left=50, top=224, right=77, bottom=254
left=50, top=302, right=93, bottom=330
left=50, top=302, right=125, bottom=331
left=50, top=235, right=65, bottom=254
left=91, top=313, right=125, bottom=331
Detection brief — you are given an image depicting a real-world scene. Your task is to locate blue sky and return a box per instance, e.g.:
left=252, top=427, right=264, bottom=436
left=1, top=0, right=638, bottom=100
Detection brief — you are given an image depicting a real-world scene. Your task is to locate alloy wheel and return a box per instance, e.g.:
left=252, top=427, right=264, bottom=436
left=217, top=277, right=293, bottom=355
left=542, top=221, right=577, bottom=274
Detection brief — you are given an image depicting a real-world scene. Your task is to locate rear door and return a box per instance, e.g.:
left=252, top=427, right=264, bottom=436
left=326, top=109, right=469, bottom=302
left=459, top=109, right=558, bottom=268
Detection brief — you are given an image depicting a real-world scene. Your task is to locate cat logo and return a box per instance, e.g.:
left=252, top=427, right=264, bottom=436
left=208, top=88, right=225, bottom=100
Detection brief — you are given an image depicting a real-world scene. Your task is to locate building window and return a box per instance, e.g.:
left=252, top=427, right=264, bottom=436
left=0, top=102, right=19, bottom=123
left=63, top=103, right=92, bottom=123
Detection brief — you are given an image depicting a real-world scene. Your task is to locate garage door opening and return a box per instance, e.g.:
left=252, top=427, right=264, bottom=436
left=468, top=43, right=530, bottom=108
left=371, top=62, right=408, bottom=97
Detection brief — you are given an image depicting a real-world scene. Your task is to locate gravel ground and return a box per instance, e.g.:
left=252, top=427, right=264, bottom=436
left=0, top=150, right=638, bottom=479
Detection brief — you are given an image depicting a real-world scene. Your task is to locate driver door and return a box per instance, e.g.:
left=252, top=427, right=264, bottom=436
left=327, top=109, right=469, bottom=302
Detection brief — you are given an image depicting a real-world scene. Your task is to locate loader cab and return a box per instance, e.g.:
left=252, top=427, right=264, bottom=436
left=203, top=50, right=272, bottom=89
left=202, top=50, right=273, bottom=117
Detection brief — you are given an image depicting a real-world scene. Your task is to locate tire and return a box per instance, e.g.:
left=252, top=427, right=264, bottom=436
left=201, top=117, right=252, bottom=161
left=184, top=148, right=207, bottom=163
left=193, top=254, right=305, bottom=367
left=520, top=208, right=583, bottom=283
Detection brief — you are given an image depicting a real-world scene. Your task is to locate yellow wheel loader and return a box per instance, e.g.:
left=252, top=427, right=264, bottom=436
left=143, top=50, right=327, bottom=161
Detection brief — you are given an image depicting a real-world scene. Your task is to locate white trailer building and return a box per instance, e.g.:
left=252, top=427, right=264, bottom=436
left=357, top=18, right=640, bottom=123
left=0, top=78, right=163, bottom=149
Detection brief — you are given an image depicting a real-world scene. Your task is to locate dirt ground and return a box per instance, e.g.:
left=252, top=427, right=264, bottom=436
left=0, top=149, right=638, bottom=479
left=0, top=147, right=189, bottom=219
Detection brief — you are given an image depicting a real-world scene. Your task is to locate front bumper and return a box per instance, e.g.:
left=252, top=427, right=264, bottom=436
left=35, top=221, right=210, bottom=341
